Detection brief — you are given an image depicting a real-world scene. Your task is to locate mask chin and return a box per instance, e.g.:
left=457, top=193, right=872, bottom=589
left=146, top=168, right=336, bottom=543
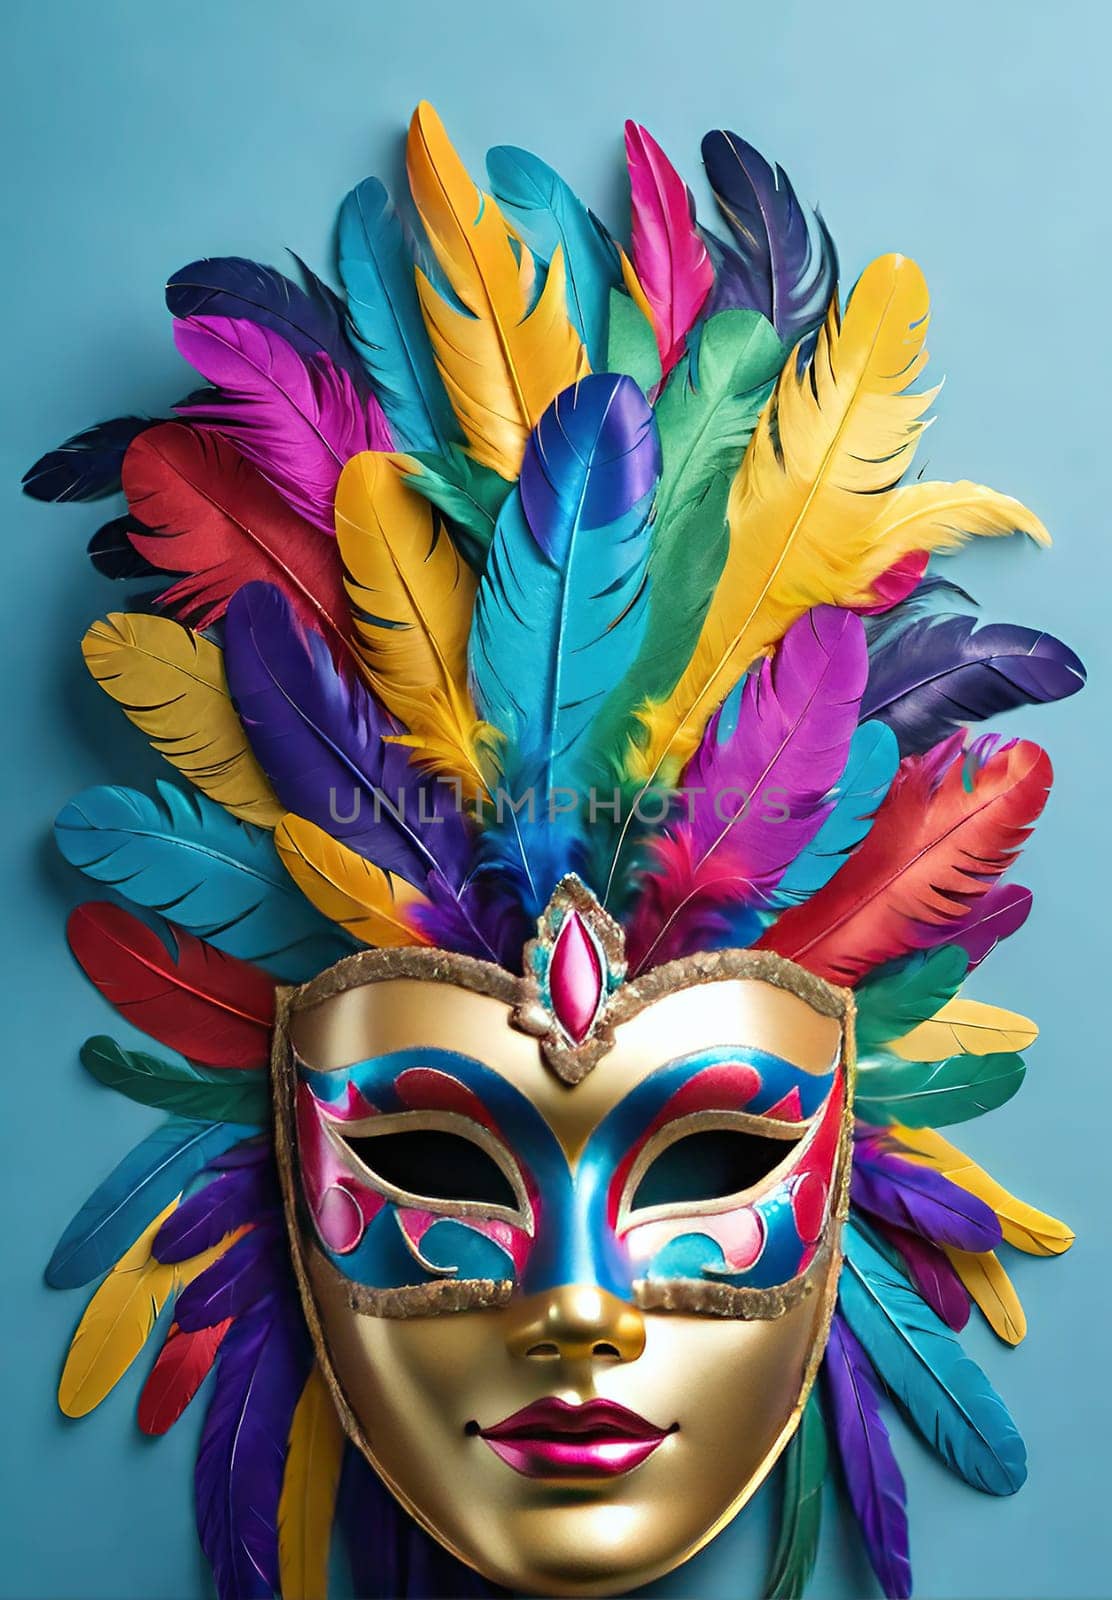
left=272, top=936, right=854, bottom=1595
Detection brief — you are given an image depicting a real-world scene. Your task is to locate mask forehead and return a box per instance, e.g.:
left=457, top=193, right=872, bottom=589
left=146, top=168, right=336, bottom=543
left=287, top=955, right=846, bottom=1162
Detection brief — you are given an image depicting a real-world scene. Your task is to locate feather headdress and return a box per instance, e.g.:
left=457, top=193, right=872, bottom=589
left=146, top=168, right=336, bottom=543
left=27, top=102, right=1083, bottom=1600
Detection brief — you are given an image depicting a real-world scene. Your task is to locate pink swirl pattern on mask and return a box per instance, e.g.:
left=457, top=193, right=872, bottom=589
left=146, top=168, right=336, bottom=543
left=296, top=1083, right=385, bottom=1254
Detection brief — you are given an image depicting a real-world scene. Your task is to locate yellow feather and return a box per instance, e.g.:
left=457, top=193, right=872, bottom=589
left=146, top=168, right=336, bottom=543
left=274, top=813, right=431, bottom=947
left=619, top=247, right=655, bottom=328
left=890, top=999, right=1038, bottom=1059
left=82, top=613, right=282, bottom=827
left=58, top=1205, right=241, bottom=1419
left=406, top=101, right=588, bottom=479
left=278, top=1366, right=345, bottom=1600
left=893, top=1125, right=1074, bottom=1257
left=944, top=1247, right=1027, bottom=1345
left=628, top=254, right=1048, bottom=781
left=335, top=451, right=490, bottom=797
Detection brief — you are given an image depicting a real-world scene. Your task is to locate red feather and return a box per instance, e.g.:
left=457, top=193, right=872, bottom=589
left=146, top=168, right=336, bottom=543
left=138, top=1319, right=232, bottom=1436
left=625, top=122, right=713, bottom=378
left=756, top=738, right=1052, bottom=983
left=122, top=424, right=356, bottom=657
left=66, top=903, right=275, bottom=1068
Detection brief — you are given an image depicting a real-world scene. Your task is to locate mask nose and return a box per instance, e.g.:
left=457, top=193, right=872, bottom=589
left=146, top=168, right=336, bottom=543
left=504, top=1285, right=646, bottom=1363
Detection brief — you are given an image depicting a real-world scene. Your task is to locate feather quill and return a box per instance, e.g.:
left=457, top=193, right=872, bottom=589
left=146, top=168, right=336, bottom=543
left=67, top=902, right=275, bottom=1068
left=627, top=606, right=867, bottom=971
left=851, top=1138, right=1002, bottom=1251
left=82, top=613, right=282, bottom=827
left=854, top=947, right=969, bottom=1054
left=625, top=122, right=713, bottom=378
left=840, top=1222, right=1027, bottom=1495
left=278, top=1367, right=345, bottom=1600
left=862, top=616, right=1084, bottom=754
left=174, top=316, right=391, bottom=533
left=406, top=101, right=587, bottom=478
left=45, top=1117, right=252, bottom=1289
left=274, top=814, right=431, bottom=948
left=891, top=999, right=1037, bottom=1059
left=153, top=1166, right=276, bottom=1264
left=765, top=1390, right=828, bottom=1600
left=891, top=1126, right=1074, bottom=1257
left=337, top=178, right=459, bottom=454
left=486, top=145, right=620, bottom=368
left=822, top=1313, right=911, bottom=1600
left=56, top=781, right=349, bottom=981
left=757, top=738, right=1052, bottom=983
left=872, top=1221, right=971, bottom=1331
left=175, top=1224, right=283, bottom=1331
left=944, top=1248, right=1026, bottom=1345
left=334, top=449, right=488, bottom=794
left=629, top=255, right=1050, bottom=783
left=139, top=1319, right=232, bottom=1436
left=940, top=883, right=1033, bottom=969
left=121, top=424, right=356, bottom=655
left=79, top=1035, right=268, bottom=1125
left=856, top=1048, right=1025, bottom=1128
left=23, top=416, right=151, bottom=502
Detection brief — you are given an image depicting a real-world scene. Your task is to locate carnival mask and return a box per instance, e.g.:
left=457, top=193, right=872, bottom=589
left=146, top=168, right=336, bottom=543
left=36, top=98, right=1081, bottom=1600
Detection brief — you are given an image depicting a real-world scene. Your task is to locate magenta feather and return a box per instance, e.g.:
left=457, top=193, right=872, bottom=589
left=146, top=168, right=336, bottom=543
left=853, top=1136, right=1002, bottom=1253
left=936, top=882, right=1033, bottom=969
left=625, top=122, right=712, bottom=379
left=872, top=1219, right=971, bottom=1331
left=173, top=315, right=391, bottom=533
left=195, top=1294, right=310, bottom=1600
left=823, top=1313, right=912, bottom=1600
left=626, top=607, right=867, bottom=972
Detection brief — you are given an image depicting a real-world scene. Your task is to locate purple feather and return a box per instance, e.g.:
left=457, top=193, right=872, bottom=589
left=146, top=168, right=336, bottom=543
left=175, top=1223, right=284, bottom=1332
left=195, top=1295, right=310, bottom=1600
left=412, top=871, right=531, bottom=970
left=853, top=1138, right=1002, bottom=1253
left=173, top=315, right=392, bottom=532
left=823, top=1313, right=912, bottom=1600
left=862, top=616, right=1085, bottom=756
left=223, top=582, right=472, bottom=889
left=167, top=255, right=368, bottom=387
left=934, top=883, right=1033, bottom=970
left=207, top=1138, right=271, bottom=1171
left=152, top=1166, right=278, bottom=1265
left=872, top=1219, right=971, bottom=1331
left=627, top=607, right=866, bottom=970
left=700, top=130, right=837, bottom=344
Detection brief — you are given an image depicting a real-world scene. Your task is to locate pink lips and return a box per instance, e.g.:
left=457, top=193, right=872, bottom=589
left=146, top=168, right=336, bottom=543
left=476, top=1397, right=673, bottom=1478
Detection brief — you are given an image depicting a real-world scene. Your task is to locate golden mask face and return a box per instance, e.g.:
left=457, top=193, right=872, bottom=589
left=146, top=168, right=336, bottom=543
left=273, top=897, right=854, bottom=1597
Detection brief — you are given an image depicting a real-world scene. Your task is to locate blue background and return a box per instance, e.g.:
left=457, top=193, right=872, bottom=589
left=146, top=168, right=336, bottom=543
left=1, top=1, right=1107, bottom=1596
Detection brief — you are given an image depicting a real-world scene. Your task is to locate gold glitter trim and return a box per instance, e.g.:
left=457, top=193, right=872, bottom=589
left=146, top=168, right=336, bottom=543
left=337, top=1271, right=514, bottom=1318
left=633, top=1265, right=819, bottom=1320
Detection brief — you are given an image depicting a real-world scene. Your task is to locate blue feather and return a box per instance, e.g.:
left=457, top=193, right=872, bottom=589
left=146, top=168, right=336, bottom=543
left=337, top=177, right=459, bottom=453
left=486, top=146, right=620, bottom=367
left=54, top=781, right=352, bottom=982
left=469, top=375, right=660, bottom=912
left=45, top=1118, right=254, bottom=1289
left=23, top=416, right=151, bottom=503
left=766, top=722, right=899, bottom=908
left=840, top=1221, right=1027, bottom=1496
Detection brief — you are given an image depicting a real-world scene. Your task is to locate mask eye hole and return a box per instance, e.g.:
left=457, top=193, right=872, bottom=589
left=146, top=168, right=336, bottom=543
left=340, top=1127, right=519, bottom=1211
left=629, top=1126, right=801, bottom=1213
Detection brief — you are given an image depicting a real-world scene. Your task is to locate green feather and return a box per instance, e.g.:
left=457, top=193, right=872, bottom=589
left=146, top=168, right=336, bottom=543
left=403, top=446, right=513, bottom=570
left=80, top=1035, right=268, bottom=1125
left=855, top=945, right=969, bottom=1053
left=589, top=311, right=785, bottom=769
left=856, top=1048, right=1025, bottom=1128
left=606, top=287, right=661, bottom=393
left=766, top=1389, right=828, bottom=1600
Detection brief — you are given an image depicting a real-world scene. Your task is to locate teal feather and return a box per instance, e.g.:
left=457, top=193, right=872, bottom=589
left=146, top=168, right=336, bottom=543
left=486, top=145, right=620, bottom=367
left=855, top=1049, right=1026, bottom=1129
left=470, top=375, right=660, bottom=794
left=767, top=723, right=900, bottom=909
left=336, top=177, right=459, bottom=453
left=855, top=946, right=970, bottom=1053
left=766, top=1390, right=828, bottom=1600
left=45, top=1117, right=254, bottom=1289
left=607, top=288, right=661, bottom=393
left=80, top=1035, right=269, bottom=1125
left=403, top=445, right=513, bottom=571
left=840, top=1222, right=1027, bottom=1496
left=54, top=781, right=351, bottom=982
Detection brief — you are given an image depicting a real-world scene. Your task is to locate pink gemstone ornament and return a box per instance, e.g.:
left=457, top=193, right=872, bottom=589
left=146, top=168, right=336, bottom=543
left=550, top=911, right=604, bottom=1043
